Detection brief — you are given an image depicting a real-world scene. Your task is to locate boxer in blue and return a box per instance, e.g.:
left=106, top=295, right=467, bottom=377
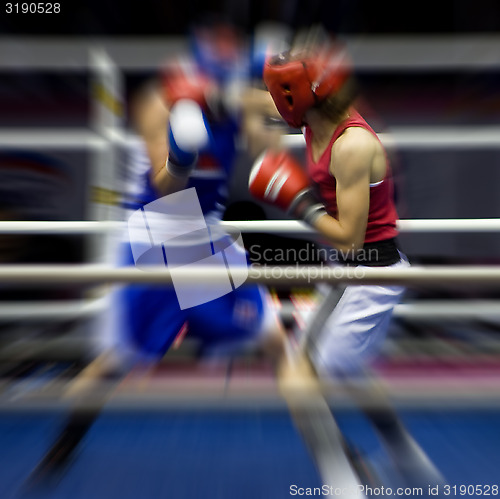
left=110, top=19, right=294, bottom=362
left=29, top=22, right=294, bottom=482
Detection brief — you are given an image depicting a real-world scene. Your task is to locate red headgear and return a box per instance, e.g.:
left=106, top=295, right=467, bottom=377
left=263, top=46, right=351, bottom=128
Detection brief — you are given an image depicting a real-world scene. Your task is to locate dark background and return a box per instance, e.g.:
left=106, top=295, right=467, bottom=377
left=2, top=0, right=500, bottom=36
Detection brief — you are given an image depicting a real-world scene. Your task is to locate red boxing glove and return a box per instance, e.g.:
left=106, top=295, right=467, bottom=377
left=249, top=150, right=326, bottom=225
left=161, top=62, right=215, bottom=110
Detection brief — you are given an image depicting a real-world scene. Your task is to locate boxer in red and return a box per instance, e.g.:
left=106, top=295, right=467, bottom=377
left=249, top=40, right=409, bottom=376
left=249, top=40, right=447, bottom=491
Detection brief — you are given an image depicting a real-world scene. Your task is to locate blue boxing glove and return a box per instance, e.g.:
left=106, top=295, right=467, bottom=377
left=166, top=99, right=210, bottom=178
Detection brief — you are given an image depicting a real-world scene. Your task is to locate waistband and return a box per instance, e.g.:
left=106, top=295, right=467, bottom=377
left=341, top=238, right=401, bottom=267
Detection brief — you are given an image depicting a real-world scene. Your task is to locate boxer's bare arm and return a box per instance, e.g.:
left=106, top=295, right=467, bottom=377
left=131, top=84, right=188, bottom=196
left=240, top=87, right=285, bottom=159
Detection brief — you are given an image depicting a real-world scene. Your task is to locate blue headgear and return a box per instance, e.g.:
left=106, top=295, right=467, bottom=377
left=190, top=23, right=243, bottom=84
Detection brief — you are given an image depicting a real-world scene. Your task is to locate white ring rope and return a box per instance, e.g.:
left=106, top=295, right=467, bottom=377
left=0, top=221, right=119, bottom=234
left=0, top=218, right=500, bottom=234
left=0, top=299, right=106, bottom=320
left=1, top=128, right=500, bottom=150
left=222, top=219, right=500, bottom=234
left=0, top=299, right=499, bottom=321
left=0, top=264, right=500, bottom=286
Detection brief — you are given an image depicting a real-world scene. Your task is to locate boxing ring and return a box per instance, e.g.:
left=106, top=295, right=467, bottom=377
left=1, top=226, right=500, bottom=498
left=1, top=36, right=500, bottom=499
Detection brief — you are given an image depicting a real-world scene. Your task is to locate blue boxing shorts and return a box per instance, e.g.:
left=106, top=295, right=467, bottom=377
left=100, top=236, right=270, bottom=365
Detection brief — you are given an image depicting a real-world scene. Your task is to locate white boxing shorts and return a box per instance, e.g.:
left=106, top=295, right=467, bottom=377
left=307, top=255, right=409, bottom=376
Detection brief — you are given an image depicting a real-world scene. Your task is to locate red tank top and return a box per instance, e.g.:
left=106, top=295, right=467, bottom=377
left=305, top=109, right=398, bottom=244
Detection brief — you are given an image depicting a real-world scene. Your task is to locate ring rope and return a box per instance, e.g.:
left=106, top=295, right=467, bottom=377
left=1, top=128, right=500, bottom=150
left=0, top=299, right=499, bottom=320
left=1, top=264, right=500, bottom=286
left=0, top=219, right=500, bottom=234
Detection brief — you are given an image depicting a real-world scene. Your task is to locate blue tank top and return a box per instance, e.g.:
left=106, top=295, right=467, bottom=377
left=124, top=115, right=239, bottom=219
